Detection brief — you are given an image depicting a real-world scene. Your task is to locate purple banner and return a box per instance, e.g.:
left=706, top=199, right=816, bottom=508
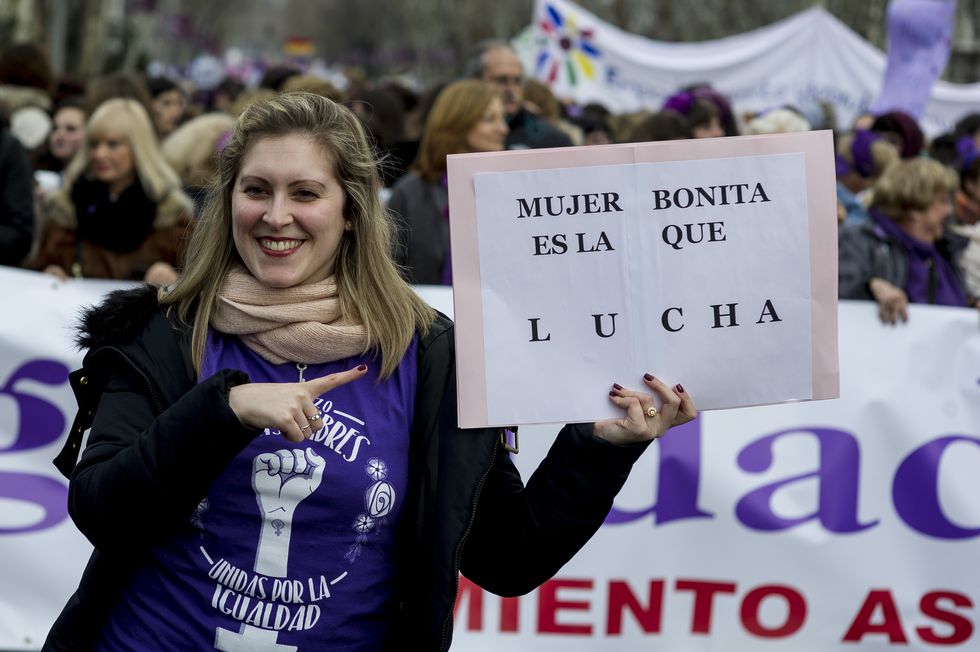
left=869, top=0, right=957, bottom=119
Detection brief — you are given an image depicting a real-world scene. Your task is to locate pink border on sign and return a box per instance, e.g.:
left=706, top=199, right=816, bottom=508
left=448, top=131, right=839, bottom=428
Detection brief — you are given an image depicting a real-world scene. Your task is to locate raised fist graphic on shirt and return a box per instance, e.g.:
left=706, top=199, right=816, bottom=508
left=252, top=447, right=325, bottom=577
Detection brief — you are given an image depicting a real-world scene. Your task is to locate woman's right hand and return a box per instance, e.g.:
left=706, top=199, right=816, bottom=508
left=43, top=264, right=69, bottom=281
left=228, top=364, right=369, bottom=442
left=868, top=277, right=908, bottom=325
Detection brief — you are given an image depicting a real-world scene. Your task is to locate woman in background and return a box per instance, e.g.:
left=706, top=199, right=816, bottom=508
left=32, top=98, right=192, bottom=284
left=47, top=98, right=87, bottom=169
left=33, top=98, right=88, bottom=199
left=387, top=80, right=507, bottom=284
left=839, top=158, right=970, bottom=322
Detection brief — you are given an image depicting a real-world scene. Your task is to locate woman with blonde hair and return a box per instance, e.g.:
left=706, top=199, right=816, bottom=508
left=839, top=157, right=970, bottom=323
left=45, top=92, right=695, bottom=650
left=387, top=79, right=508, bottom=284
left=32, top=98, right=192, bottom=284
left=162, top=111, right=236, bottom=211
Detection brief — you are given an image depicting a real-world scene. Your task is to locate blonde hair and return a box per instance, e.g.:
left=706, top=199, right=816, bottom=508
left=162, top=112, right=236, bottom=188
left=871, top=158, right=957, bottom=222
left=414, top=80, right=499, bottom=183
left=160, top=92, right=435, bottom=377
left=63, top=98, right=191, bottom=214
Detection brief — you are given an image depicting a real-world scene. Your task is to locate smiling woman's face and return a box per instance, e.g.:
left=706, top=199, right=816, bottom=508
left=49, top=107, right=86, bottom=162
left=232, top=133, right=350, bottom=289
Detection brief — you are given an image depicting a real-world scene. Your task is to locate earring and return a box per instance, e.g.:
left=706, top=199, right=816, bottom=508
left=345, top=221, right=353, bottom=231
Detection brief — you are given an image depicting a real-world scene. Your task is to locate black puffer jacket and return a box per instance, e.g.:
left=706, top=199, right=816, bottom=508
left=44, top=285, right=649, bottom=651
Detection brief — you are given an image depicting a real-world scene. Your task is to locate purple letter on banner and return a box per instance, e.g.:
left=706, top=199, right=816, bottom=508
left=0, top=472, right=68, bottom=533
left=0, top=359, right=69, bottom=452
left=736, top=428, right=878, bottom=533
left=893, top=435, right=980, bottom=539
left=0, top=359, right=71, bottom=533
left=605, top=418, right=714, bottom=526
left=869, top=0, right=957, bottom=119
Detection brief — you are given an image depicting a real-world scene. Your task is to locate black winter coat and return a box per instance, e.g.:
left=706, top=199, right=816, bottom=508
left=44, top=285, right=649, bottom=651
left=0, top=128, right=35, bottom=265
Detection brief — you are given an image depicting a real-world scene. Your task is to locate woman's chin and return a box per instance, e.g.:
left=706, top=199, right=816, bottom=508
left=254, top=274, right=300, bottom=289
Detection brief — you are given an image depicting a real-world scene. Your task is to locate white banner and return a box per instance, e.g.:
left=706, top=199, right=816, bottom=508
left=520, top=0, right=980, bottom=137
left=454, top=302, right=980, bottom=650
left=1, top=266, right=979, bottom=650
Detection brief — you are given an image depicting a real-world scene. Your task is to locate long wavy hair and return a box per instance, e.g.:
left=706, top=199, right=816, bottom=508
left=160, top=92, right=435, bottom=377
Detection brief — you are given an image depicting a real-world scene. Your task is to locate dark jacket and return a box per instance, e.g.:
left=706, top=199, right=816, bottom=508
left=44, top=286, right=648, bottom=651
left=0, top=128, right=35, bottom=265
left=31, top=180, right=192, bottom=280
left=387, top=172, right=448, bottom=285
left=505, top=108, right=573, bottom=150
left=838, top=218, right=969, bottom=302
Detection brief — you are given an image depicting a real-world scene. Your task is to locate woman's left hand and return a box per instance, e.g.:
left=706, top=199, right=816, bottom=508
left=144, top=261, right=178, bottom=287
left=594, top=374, right=696, bottom=445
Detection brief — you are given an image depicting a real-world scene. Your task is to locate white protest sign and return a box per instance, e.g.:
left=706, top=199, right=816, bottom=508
left=448, top=133, right=838, bottom=428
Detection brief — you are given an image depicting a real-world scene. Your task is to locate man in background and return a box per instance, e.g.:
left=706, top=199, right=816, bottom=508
left=471, top=42, right=572, bottom=150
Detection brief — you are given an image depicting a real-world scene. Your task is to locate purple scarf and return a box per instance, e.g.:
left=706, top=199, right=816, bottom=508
left=870, top=210, right=967, bottom=307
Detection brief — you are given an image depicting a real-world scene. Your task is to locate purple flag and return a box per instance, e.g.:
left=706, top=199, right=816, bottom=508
left=869, top=0, right=957, bottom=119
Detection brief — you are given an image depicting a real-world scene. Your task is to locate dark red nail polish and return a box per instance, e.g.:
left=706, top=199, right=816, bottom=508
left=644, top=373, right=654, bottom=381
left=613, top=383, right=623, bottom=390
left=357, top=364, right=367, bottom=371
left=608, top=390, right=616, bottom=396
left=675, top=384, right=684, bottom=393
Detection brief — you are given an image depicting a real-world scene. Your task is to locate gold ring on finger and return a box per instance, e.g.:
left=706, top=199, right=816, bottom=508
left=307, top=411, right=321, bottom=421
left=301, top=424, right=311, bottom=431
left=646, top=406, right=658, bottom=418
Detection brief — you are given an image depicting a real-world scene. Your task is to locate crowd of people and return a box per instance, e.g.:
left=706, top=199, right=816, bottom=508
left=0, top=39, right=976, bottom=322
left=1, top=40, right=977, bottom=323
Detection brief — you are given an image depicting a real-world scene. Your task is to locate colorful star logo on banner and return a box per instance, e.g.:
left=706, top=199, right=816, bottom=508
left=534, top=3, right=601, bottom=87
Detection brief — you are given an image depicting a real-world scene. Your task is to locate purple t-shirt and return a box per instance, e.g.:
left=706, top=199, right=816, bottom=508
left=95, top=329, right=416, bottom=651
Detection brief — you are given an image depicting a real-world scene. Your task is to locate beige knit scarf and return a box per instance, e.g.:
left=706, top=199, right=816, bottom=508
left=212, top=266, right=368, bottom=365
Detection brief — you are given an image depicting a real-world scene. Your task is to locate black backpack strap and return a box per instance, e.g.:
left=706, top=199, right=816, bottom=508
left=52, top=366, right=106, bottom=479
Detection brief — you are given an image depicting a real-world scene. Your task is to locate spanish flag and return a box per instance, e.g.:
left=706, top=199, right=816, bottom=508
left=283, top=37, right=315, bottom=58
